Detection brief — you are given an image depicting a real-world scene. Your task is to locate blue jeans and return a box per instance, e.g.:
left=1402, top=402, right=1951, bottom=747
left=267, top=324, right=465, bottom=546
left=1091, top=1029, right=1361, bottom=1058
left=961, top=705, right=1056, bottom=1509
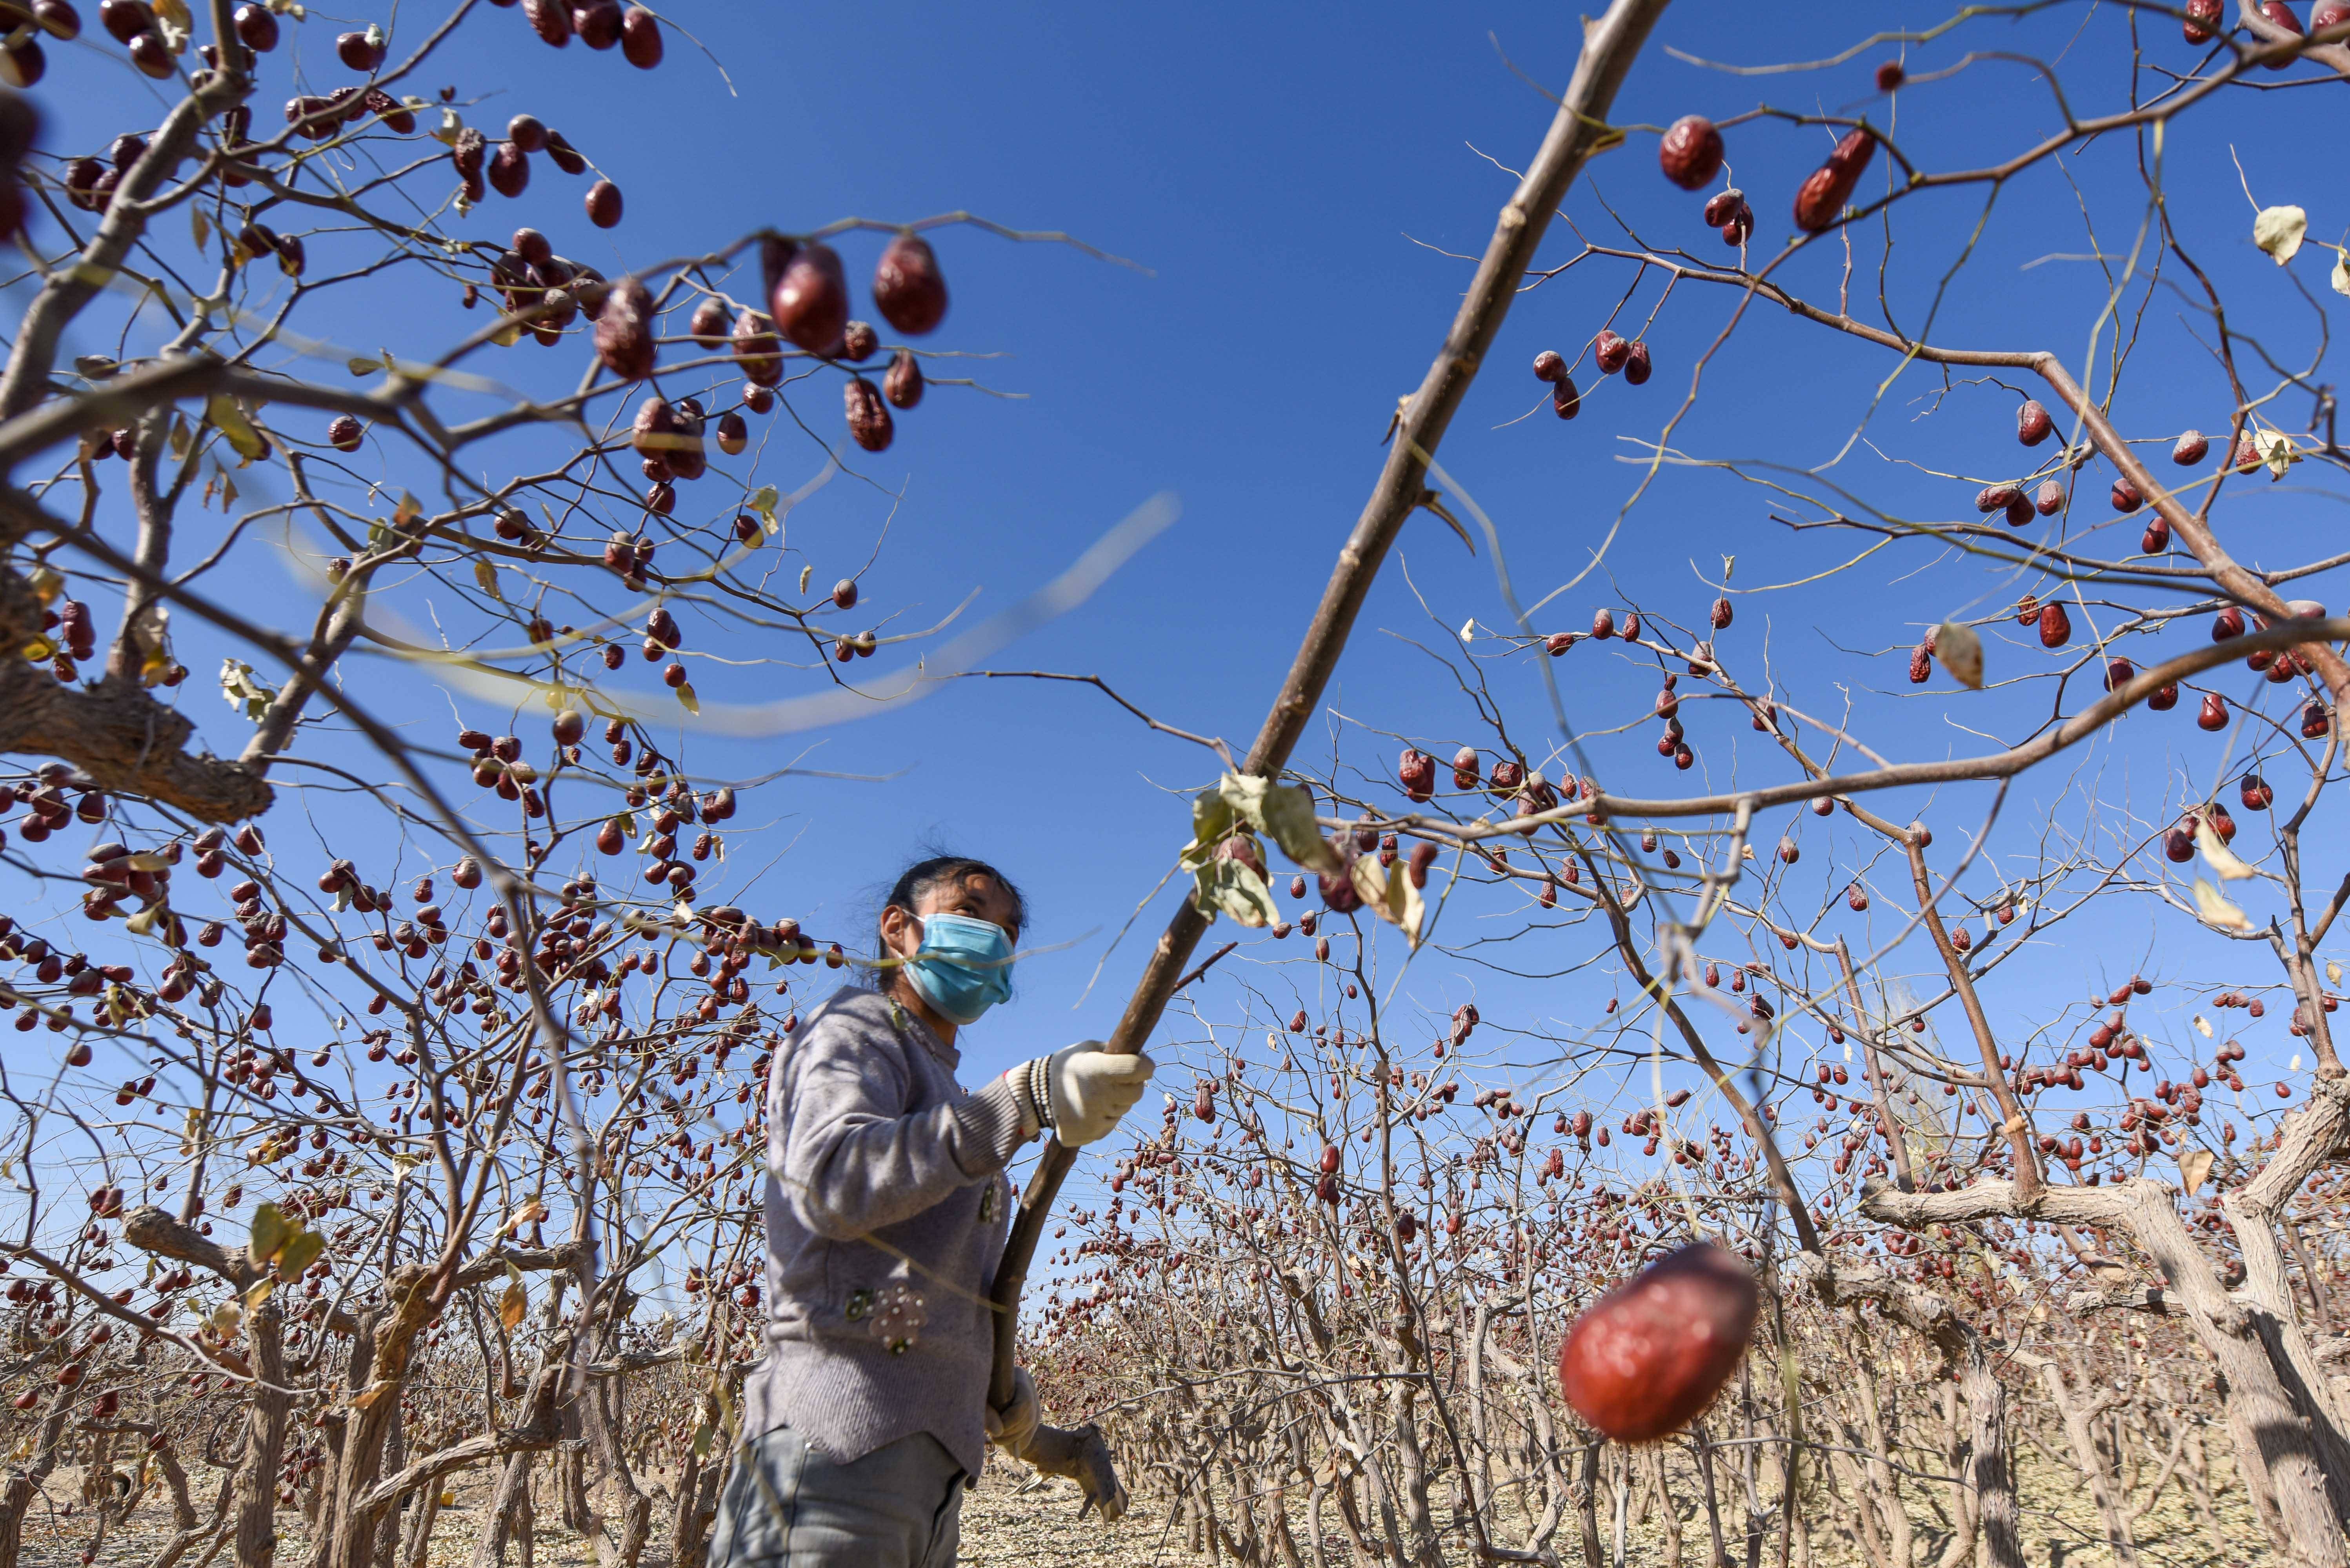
left=709, top=1425, right=965, bottom=1568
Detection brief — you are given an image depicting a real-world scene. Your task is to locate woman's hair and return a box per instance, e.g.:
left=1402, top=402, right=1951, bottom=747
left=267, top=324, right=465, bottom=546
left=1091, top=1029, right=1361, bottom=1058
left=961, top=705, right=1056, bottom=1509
left=870, top=854, right=1028, bottom=991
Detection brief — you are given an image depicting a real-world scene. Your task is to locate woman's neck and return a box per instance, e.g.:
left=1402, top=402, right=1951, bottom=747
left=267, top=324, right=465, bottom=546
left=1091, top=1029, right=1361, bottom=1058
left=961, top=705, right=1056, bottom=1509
left=888, top=974, right=957, bottom=1048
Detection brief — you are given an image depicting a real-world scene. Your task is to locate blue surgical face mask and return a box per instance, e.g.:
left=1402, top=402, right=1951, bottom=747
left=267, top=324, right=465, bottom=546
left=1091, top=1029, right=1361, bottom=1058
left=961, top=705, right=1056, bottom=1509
left=903, top=912, right=1015, bottom=1025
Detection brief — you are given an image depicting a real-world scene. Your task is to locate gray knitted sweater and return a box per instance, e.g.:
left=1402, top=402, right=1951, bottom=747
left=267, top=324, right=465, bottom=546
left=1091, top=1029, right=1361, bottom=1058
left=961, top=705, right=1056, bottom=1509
left=741, top=986, right=1033, bottom=1477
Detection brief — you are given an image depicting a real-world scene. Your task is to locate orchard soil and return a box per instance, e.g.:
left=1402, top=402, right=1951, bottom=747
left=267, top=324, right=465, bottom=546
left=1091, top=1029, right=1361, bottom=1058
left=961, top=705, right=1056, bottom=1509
left=15, top=1444, right=2270, bottom=1567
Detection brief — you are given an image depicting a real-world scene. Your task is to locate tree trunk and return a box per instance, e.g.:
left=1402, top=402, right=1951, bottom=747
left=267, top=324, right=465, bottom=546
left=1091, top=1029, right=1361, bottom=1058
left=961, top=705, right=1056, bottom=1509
left=2028, top=1356, right=2138, bottom=1567
left=579, top=1378, right=652, bottom=1568
left=1957, top=1344, right=2021, bottom=1568
left=398, top=1486, right=441, bottom=1568
left=0, top=1389, right=78, bottom=1568
left=1576, top=1441, right=1603, bottom=1568
left=318, top=1269, right=437, bottom=1568
left=1862, top=1174, right=2350, bottom=1567
left=372, top=1402, right=404, bottom=1568
left=233, top=1299, right=291, bottom=1568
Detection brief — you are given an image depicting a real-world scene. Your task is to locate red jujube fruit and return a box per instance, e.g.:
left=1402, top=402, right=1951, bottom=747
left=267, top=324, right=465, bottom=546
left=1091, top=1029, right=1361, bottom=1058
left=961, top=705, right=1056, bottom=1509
left=1558, top=1241, right=1759, bottom=1442
left=1793, top=129, right=1876, bottom=232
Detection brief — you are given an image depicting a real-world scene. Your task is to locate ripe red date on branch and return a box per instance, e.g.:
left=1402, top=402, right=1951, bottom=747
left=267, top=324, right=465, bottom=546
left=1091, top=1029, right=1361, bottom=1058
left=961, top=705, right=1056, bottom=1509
left=1793, top=129, right=1876, bottom=233
left=1558, top=1241, right=1759, bottom=1442
left=1657, top=116, right=1723, bottom=190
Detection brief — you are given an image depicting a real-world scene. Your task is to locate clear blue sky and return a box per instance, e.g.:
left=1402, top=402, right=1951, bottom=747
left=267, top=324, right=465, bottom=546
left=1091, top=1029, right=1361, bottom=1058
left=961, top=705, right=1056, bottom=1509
left=20, top=1, right=2347, bottom=1180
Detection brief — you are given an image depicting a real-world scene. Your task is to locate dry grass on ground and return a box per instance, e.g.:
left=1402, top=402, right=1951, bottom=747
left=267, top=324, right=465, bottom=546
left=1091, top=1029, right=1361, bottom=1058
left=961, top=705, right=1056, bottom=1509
left=15, top=1445, right=2270, bottom=1568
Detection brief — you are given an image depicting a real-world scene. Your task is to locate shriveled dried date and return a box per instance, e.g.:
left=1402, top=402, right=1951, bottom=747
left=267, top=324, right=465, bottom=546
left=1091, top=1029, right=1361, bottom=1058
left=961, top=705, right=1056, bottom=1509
left=883, top=348, right=923, bottom=409
left=873, top=232, right=949, bottom=335
left=844, top=377, right=893, bottom=453
left=1658, top=115, right=1723, bottom=190
left=594, top=275, right=655, bottom=380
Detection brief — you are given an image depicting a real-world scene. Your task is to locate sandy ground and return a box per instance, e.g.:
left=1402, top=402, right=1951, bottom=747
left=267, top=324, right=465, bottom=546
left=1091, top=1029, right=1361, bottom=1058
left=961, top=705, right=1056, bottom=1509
left=15, top=1446, right=2270, bottom=1568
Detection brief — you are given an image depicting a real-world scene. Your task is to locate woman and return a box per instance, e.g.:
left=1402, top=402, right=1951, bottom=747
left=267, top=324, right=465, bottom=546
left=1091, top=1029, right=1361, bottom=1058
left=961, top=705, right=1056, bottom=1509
left=712, top=855, right=1154, bottom=1568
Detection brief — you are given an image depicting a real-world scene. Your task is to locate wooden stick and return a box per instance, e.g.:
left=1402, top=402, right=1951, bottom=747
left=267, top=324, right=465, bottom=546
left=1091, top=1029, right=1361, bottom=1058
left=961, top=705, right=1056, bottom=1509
left=986, top=0, right=1675, bottom=1481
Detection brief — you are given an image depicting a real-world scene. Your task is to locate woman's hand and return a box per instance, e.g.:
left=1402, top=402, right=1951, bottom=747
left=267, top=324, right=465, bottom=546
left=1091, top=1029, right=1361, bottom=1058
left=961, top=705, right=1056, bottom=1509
left=1038, top=1043, right=1155, bottom=1146
left=985, top=1365, right=1041, bottom=1455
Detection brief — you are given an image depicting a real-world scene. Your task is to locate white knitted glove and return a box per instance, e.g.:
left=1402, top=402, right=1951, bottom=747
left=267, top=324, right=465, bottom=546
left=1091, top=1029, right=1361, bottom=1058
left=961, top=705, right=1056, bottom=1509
left=1019, top=1042, right=1154, bottom=1147
left=985, top=1366, right=1041, bottom=1455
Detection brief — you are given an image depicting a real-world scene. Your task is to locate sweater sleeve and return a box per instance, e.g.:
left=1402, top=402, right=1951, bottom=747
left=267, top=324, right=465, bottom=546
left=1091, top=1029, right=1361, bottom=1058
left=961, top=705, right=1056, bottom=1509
left=772, top=1004, right=1030, bottom=1242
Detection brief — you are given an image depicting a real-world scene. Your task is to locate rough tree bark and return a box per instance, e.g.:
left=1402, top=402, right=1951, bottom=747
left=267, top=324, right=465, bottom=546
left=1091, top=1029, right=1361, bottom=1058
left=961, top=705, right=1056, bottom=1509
left=1862, top=1172, right=2348, bottom=1567
left=231, top=1299, right=289, bottom=1568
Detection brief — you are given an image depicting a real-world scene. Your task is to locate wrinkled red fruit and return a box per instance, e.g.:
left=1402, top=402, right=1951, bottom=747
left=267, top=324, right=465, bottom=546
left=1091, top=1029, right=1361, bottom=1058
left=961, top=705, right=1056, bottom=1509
left=2039, top=602, right=2070, bottom=648
left=2110, top=478, right=2143, bottom=514
left=1594, top=331, right=1630, bottom=375
left=2242, top=772, right=2274, bottom=809
left=873, top=231, right=949, bottom=335
left=488, top=142, right=529, bottom=198
left=327, top=414, right=362, bottom=452
left=1793, top=129, right=1875, bottom=232
left=2174, top=429, right=2209, bottom=465
left=584, top=178, right=622, bottom=228
left=2184, top=0, right=2223, bottom=42
left=2017, top=400, right=2052, bottom=446
left=2142, top=519, right=2171, bottom=554
left=2213, top=606, right=2245, bottom=641
left=2005, top=492, right=2034, bottom=527
left=1657, top=116, right=1724, bottom=190
left=2103, top=657, right=2134, bottom=691
left=593, top=276, right=654, bottom=380
left=1874, top=60, right=1904, bottom=91
left=1975, top=484, right=2020, bottom=516
left=1533, top=349, right=1566, bottom=383
left=1553, top=377, right=1579, bottom=420
left=2035, top=480, right=2064, bottom=516
left=2198, top=692, right=2228, bottom=731
left=770, top=242, right=848, bottom=353
left=1623, top=342, right=1652, bottom=385
left=733, top=308, right=782, bottom=387
left=883, top=348, right=923, bottom=409
left=1711, top=596, right=1733, bottom=630
left=1398, top=747, right=1435, bottom=802
left=1558, top=1242, right=1759, bottom=1443
left=2149, top=683, right=2180, bottom=712
left=844, top=377, right=893, bottom=452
